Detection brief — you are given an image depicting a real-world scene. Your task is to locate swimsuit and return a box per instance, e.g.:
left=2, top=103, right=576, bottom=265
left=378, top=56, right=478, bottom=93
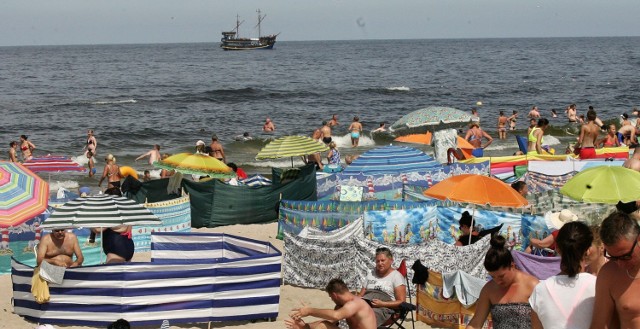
left=328, top=149, right=341, bottom=165
left=102, top=228, right=134, bottom=261
left=489, top=303, right=532, bottom=329
left=21, top=145, right=28, bottom=151
left=351, top=132, right=360, bottom=139
left=527, top=127, right=545, bottom=155
left=603, top=136, right=617, bottom=147
left=579, top=147, right=596, bottom=159
left=471, top=148, right=484, bottom=157
left=322, top=137, right=332, bottom=144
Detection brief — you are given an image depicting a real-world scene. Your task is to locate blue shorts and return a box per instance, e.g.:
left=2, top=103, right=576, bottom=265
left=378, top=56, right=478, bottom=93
left=471, top=148, right=484, bottom=157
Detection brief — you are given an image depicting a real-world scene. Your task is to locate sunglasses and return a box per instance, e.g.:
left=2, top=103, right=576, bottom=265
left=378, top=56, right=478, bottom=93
left=604, top=234, right=639, bottom=261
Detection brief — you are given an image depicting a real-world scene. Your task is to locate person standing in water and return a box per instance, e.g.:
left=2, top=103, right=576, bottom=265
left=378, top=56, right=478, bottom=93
left=19, top=135, right=36, bottom=161
left=135, top=144, right=161, bottom=165
left=576, top=109, right=600, bottom=159
left=263, top=118, right=276, bottom=132
left=527, top=118, right=550, bottom=155
left=8, top=141, right=18, bottom=162
left=348, top=116, right=363, bottom=147
left=497, top=111, right=508, bottom=140
left=465, top=123, right=493, bottom=157
left=85, top=129, right=97, bottom=157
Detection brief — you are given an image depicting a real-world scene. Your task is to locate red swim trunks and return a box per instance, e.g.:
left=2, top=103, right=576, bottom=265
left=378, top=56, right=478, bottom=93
left=579, top=147, right=596, bottom=159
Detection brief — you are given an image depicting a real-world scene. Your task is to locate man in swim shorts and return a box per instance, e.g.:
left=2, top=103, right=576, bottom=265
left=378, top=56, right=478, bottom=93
left=320, top=121, right=332, bottom=144
left=349, top=116, right=363, bottom=147
left=576, top=109, right=599, bottom=159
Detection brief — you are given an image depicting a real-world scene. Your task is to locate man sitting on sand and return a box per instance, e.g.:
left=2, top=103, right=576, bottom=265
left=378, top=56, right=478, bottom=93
left=286, top=278, right=376, bottom=329
left=37, top=229, right=84, bottom=268
left=590, top=211, right=640, bottom=329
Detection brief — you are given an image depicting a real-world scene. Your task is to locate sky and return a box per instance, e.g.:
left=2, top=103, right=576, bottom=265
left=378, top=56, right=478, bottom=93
left=1, top=0, right=639, bottom=46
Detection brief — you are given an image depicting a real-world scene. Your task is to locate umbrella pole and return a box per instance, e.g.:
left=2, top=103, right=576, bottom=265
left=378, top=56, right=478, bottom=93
left=469, top=206, right=476, bottom=245
left=291, top=156, right=294, bottom=168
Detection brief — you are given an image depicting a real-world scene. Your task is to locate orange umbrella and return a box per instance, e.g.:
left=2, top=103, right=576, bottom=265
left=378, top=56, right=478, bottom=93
left=423, top=174, right=528, bottom=207
left=394, top=131, right=433, bottom=145
left=424, top=174, right=527, bottom=245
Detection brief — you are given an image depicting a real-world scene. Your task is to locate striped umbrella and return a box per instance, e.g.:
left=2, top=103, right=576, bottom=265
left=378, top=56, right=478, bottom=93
left=342, top=145, right=442, bottom=175
left=23, top=156, right=86, bottom=173
left=256, top=135, right=329, bottom=166
left=40, top=195, right=161, bottom=229
left=0, top=161, right=49, bottom=228
left=390, top=106, right=474, bottom=131
left=153, top=152, right=235, bottom=178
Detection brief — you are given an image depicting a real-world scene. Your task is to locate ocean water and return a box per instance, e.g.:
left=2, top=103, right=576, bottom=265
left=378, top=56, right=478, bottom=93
left=2, top=37, right=640, bottom=188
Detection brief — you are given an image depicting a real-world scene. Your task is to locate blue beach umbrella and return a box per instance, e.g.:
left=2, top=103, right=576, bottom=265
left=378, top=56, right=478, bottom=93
left=342, top=145, right=442, bottom=176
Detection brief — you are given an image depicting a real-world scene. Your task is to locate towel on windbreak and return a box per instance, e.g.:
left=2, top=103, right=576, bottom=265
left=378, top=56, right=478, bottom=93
left=31, top=267, right=50, bottom=304
left=511, top=250, right=561, bottom=280
left=442, top=270, right=487, bottom=306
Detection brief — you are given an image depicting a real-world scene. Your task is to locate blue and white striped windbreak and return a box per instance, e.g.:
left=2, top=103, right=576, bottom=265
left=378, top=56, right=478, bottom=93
left=342, top=145, right=442, bottom=176
left=12, top=232, right=281, bottom=326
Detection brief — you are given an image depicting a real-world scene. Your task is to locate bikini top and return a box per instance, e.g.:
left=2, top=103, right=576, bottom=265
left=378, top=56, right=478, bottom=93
left=528, top=127, right=544, bottom=144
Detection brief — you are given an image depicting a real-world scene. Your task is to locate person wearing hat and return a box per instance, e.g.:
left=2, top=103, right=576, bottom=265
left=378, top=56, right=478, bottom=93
left=464, top=122, right=493, bottom=157
left=455, top=211, right=481, bottom=246
left=528, top=209, right=578, bottom=253
left=195, top=140, right=206, bottom=154
left=98, top=154, right=122, bottom=190
left=208, top=135, right=225, bottom=163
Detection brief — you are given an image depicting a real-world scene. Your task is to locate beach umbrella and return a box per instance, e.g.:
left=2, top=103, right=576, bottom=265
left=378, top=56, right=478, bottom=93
left=423, top=174, right=528, bottom=244
left=40, top=195, right=161, bottom=229
left=560, top=166, right=640, bottom=204
left=390, top=106, right=474, bottom=131
left=394, top=132, right=433, bottom=145
left=23, top=156, right=86, bottom=173
left=0, top=161, right=49, bottom=228
left=153, top=152, right=235, bottom=178
left=255, top=135, right=329, bottom=166
left=342, top=145, right=442, bottom=176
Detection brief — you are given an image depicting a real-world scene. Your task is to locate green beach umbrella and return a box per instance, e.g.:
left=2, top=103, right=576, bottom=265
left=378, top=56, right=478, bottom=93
left=390, top=106, right=474, bottom=131
left=560, top=166, right=640, bottom=204
left=256, top=135, right=329, bottom=166
left=41, top=195, right=162, bottom=229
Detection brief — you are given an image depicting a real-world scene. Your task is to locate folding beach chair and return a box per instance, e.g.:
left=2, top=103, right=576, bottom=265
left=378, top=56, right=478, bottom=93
left=379, top=259, right=416, bottom=329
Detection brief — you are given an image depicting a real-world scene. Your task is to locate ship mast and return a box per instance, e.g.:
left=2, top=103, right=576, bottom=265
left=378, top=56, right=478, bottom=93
left=235, top=14, right=241, bottom=38
left=256, top=9, right=266, bottom=38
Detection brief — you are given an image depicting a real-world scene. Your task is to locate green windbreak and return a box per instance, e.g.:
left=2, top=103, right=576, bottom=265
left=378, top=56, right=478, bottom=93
left=128, top=164, right=317, bottom=227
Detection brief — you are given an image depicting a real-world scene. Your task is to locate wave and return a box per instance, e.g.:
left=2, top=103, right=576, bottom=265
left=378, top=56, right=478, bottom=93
left=386, top=86, right=411, bottom=91
left=49, top=180, right=80, bottom=192
left=91, top=99, right=137, bottom=105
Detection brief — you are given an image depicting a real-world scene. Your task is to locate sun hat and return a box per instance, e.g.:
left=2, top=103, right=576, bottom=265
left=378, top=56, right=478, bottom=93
left=549, top=209, right=579, bottom=230
left=196, top=140, right=205, bottom=146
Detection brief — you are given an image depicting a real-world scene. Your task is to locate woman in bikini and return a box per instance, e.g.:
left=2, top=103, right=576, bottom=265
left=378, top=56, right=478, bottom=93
left=348, top=116, right=363, bottom=147
left=19, top=135, right=35, bottom=161
left=508, top=110, right=518, bottom=131
left=85, top=129, right=97, bottom=157
left=497, top=111, right=508, bottom=140
left=98, top=154, right=122, bottom=190
left=598, top=124, right=621, bottom=148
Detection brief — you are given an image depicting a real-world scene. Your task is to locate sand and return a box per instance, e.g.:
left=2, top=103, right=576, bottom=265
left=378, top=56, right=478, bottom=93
left=0, top=222, right=433, bottom=329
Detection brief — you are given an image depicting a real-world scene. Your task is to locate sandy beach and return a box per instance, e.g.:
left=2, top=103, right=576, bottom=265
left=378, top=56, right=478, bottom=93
left=0, top=222, right=432, bottom=329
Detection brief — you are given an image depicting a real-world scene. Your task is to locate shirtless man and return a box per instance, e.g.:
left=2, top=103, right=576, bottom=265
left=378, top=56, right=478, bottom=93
left=624, top=147, right=640, bottom=172
left=528, top=106, right=541, bottom=119
left=620, top=112, right=638, bottom=146
left=286, top=278, right=376, bottom=329
left=8, top=141, right=18, bottom=162
left=590, top=211, right=640, bottom=329
left=37, top=229, right=84, bottom=268
left=349, top=116, right=363, bottom=147
left=328, top=114, right=339, bottom=127
left=465, top=123, right=493, bottom=157
left=307, top=128, right=324, bottom=170
left=566, top=104, right=578, bottom=122
left=135, top=144, right=161, bottom=165
left=209, top=135, right=226, bottom=163
left=263, top=118, right=276, bottom=132
left=576, top=109, right=600, bottom=159
left=320, top=121, right=332, bottom=145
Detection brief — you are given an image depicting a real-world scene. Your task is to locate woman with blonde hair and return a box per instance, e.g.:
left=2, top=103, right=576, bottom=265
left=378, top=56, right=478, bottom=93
left=98, top=154, right=122, bottom=190
left=327, top=142, right=340, bottom=165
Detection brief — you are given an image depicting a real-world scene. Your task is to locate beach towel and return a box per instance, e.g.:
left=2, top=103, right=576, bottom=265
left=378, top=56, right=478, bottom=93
left=511, top=250, right=561, bottom=280
left=31, top=267, right=50, bottom=304
left=433, top=129, right=458, bottom=164
left=442, top=270, right=487, bottom=306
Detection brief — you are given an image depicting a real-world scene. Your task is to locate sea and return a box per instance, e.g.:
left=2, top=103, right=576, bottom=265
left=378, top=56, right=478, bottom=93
left=1, top=37, right=640, bottom=192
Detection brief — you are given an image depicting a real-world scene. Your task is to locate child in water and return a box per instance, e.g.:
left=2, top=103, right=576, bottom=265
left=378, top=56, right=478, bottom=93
left=86, top=150, right=96, bottom=177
